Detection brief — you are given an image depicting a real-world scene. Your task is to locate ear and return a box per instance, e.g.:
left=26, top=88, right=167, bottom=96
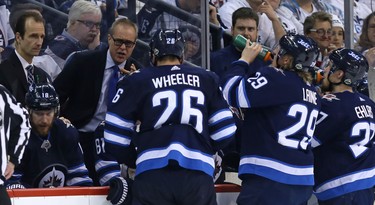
left=107, top=34, right=111, bottom=43
left=15, top=32, right=21, bottom=44
left=337, top=70, right=345, bottom=80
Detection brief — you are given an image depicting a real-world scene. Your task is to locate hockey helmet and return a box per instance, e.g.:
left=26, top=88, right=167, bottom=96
left=149, top=29, right=185, bottom=60
left=329, top=48, right=369, bottom=86
left=278, top=34, right=319, bottom=71
left=25, top=83, right=59, bottom=115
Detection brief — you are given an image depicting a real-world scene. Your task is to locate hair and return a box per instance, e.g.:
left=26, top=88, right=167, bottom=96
left=9, top=3, right=43, bottom=32
left=303, top=11, right=332, bottom=35
left=67, top=0, right=102, bottom=28
left=14, top=11, right=45, bottom=38
left=108, top=17, right=138, bottom=38
left=232, top=7, right=259, bottom=28
left=356, top=12, right=375, bottom=52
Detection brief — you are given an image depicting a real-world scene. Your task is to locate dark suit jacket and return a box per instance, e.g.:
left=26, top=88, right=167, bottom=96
left=53, top=48, right=142, bottom=129
left=0, top=51, right=51, bottom=105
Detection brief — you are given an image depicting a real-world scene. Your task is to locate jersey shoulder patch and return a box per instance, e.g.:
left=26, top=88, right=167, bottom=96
left=322, top=93, right=340, bottom=102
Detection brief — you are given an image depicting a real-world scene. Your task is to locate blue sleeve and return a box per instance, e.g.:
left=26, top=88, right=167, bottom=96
left=57, top=120, right=93, bottom=186
left=104, top=76, right=138, bottom=163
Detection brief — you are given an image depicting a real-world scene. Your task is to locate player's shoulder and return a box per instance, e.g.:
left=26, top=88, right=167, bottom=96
left=53, top=118, right=79, bottom=138
left=180, top=65, right=219, bottom=81
left=259, top=66, right=292, bottom=80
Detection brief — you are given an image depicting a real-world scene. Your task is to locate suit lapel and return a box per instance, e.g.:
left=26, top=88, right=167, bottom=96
left=8, top=51, right=28, bottom=94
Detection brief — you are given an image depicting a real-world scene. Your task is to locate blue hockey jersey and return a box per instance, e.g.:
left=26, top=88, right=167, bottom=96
left=94, top=121, right=137, bottom=185
left=312, top=92, right=375, bottom=200
left=222, top=60, right=321, bottom=186
left=9, top=119, right=93, bottom=188
left=104, top=64, right=236, bottom=177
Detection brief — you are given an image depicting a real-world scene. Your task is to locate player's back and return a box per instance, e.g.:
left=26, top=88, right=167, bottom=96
left=123, top=64, right=222, bottom=135
left=227, top=67, right=321, bottom=186
left=108, top=64, right=236, bottom=176
left=313, top=91, right=375, bottom=191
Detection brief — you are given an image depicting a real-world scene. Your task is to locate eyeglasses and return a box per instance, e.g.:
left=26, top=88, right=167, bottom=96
left=309, top=28, right=332, bottom=37
left=110, top=34, right=136, bottom=48
left=76, top=20, right=101, bottom=29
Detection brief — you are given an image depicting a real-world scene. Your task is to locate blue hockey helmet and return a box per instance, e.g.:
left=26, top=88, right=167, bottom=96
left=149, top=29, right=185, bottom=60
left=278, top=34, right=319, bottom=71
left=329, top=48, right=369, bottom=86
left=25, top=83, right=59, bottom=115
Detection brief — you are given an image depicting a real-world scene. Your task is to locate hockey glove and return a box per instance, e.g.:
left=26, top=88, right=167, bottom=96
left=107, top=177, right=133, bottom=205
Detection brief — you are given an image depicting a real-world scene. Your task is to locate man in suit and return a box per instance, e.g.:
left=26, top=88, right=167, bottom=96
left=0, top=11, right=51, bottom=105
left=53, top=17, right=142, bottom=185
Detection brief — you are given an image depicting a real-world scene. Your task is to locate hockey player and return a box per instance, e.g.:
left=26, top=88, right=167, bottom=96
left=221, top=34, right=320, bottom=204
left=104, top=29, right=236, bottom=205
left=312, top=49, right=375, bottom=204
left=7, top=83, right=93, bottom=188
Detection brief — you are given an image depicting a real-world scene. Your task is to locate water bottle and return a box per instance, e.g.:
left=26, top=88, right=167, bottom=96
left=233, top=34, right=273, bottom=62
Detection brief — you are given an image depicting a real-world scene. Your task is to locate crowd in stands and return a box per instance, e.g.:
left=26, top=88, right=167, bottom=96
left=1, top=0, right=375, bottom=204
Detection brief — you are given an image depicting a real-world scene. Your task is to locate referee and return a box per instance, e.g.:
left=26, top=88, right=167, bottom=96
left=0, top=85, right=30, bottom=205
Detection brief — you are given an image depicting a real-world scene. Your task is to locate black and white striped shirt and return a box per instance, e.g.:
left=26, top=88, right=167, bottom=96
left=0, top=85, right=30, bottom=185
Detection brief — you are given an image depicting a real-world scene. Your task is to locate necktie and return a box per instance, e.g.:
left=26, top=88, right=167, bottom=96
left=26, top=65, right=34, bottom=87
left=108, top=65, right=120, bottom=104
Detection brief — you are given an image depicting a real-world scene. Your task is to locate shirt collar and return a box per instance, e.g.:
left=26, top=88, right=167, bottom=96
left=15, top=50, right=33, bottom=69
left=105, top=49, right=126, bottom=70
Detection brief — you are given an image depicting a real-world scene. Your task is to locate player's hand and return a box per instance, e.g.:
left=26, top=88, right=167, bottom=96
left=107, top=177, right=133, bottom=205
left=59, top=116, right=72, bottom=125
left=239, top=39, right=262, bottom=64
left=4, top=162, right=15, bottom=180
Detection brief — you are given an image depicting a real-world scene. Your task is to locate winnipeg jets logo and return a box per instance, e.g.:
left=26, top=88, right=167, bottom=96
left=322, top=93, right=340, bottom=101
left=37, top=165, right=66, bottom=188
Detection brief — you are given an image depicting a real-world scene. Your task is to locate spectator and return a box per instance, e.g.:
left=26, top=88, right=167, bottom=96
left=0, top=2, right=14, bottom=58
left=44, top=0, right=103, bottom=70
left=104, top=29, right=236, bottom=204
left=0, top=11, right=51, bottom=105
left=137, top=0, right=221, bottom=65
left=137, top=0, right=220, bottom=41
left=354, top=12, right=375, bottom=97
left=358, top=0, right=375, bottom=10
left=53, top=18, right=142, bottom=186
left=331, top=14, right=344, bottom=49
left=0, top=84, right=30, bottom=205
left=276, top=0, right=304, bottom=35
left=221, top=34, right=320, bottom=204
left=218, top=0, right=286, bottom=49
left=327, top=0, right=371, bottom=43
left=7, top=83, right=93, bottom=188
left=355, top=12, right=375, bottom=68
left=304, top=11, right=334, bottom=69
left=312, top=48, right=375, bottom=204
left=281, top=0, right=343, bottom=25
